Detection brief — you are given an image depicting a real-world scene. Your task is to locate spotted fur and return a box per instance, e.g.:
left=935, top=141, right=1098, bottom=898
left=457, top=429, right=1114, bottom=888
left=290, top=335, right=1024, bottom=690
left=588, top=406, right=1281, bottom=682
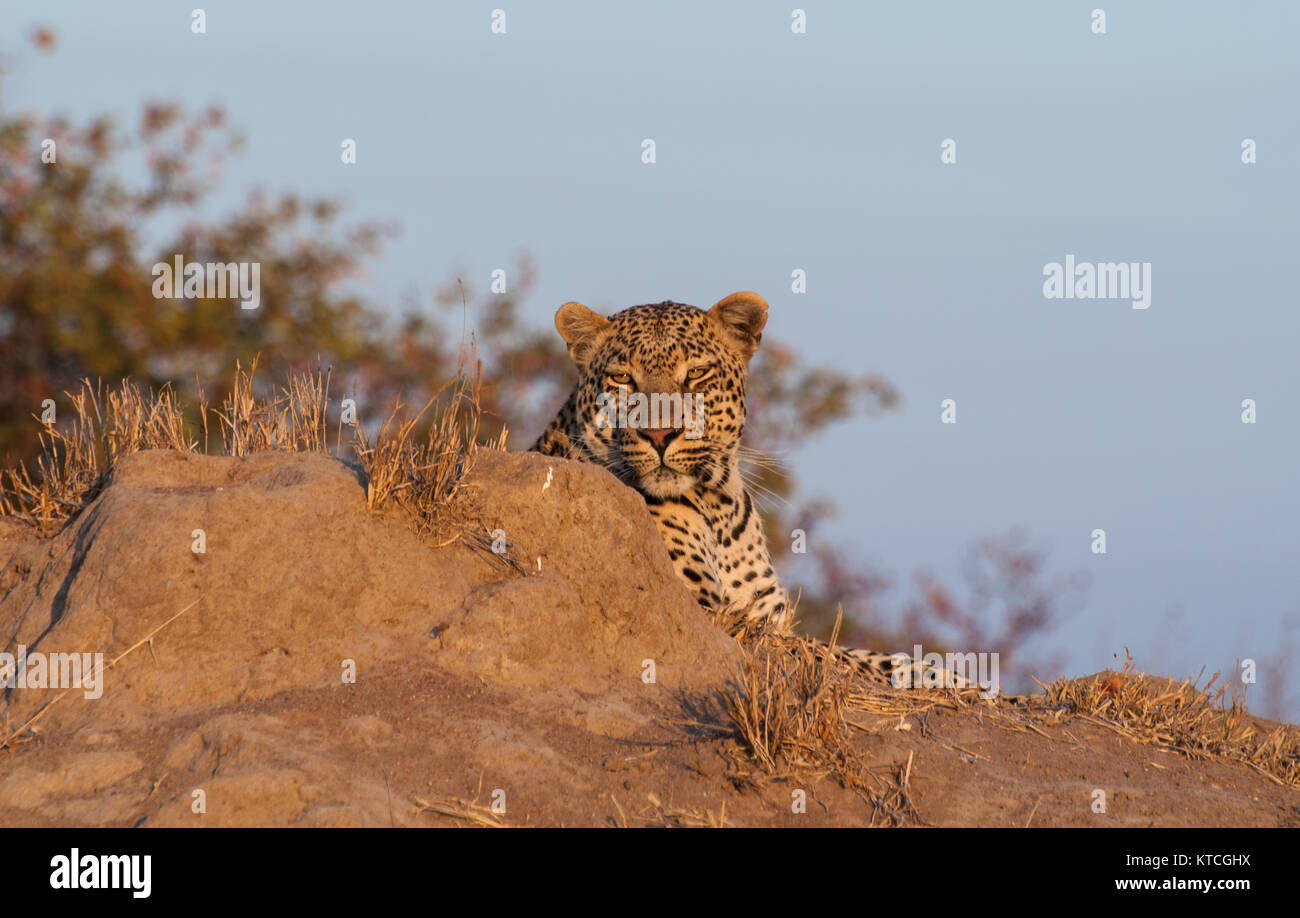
left=532, top=293, right=791, bottom=627
left=532, top=292, right=1006, bottom=698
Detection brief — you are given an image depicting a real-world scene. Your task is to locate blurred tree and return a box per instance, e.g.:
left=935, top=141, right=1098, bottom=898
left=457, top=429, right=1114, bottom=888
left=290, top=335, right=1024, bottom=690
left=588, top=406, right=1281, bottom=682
left=0, top=32, right=395, bottom=463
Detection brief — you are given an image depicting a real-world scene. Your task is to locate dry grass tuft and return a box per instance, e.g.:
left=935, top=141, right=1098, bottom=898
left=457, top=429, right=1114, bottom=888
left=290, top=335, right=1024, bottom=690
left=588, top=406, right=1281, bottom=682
left=717, top=606, right=1300, bottom=796
left=717, top=605, right=862, bottom=783
left=1038, top=651, right=1300, bottom=786
left=353, top=363, right=504, bottom=544
left=721, top=604, right=1300, bottom=793
left=212, top=357, right=335, bottom=456
left=713, top=604, right=991, bottom=824
left=0, top=378, right=195, bottom=533
left=0, top=360, right=501, bottom=543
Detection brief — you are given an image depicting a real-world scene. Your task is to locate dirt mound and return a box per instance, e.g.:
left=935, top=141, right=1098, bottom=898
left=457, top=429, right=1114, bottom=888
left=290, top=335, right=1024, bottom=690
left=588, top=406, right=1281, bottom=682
left=0, top=449, right=1295, bottom=826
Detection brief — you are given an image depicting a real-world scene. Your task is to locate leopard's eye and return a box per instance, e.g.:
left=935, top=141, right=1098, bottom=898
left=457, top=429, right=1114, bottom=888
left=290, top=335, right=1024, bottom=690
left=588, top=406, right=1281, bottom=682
left=607, top=372, right=633, bottom=386
left=686, top=366, right=711, bottom=380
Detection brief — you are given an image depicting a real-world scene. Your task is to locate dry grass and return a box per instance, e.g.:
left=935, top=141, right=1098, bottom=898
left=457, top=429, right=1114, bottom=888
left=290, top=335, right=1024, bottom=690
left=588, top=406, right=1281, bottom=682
left=411, top=793, right=507, bottom=828
left=714, top=602, right=996, bottom=776
left=717, top=604, right=861, bottom=782
left=632, top=792, right=731, bottom=828
left=0, top=360, right=500, bottom=543
left=713, top=603, right=935, bottom=824
left=353, top=362, right=505, bottom=543
left=714, top=606, right=1300, bottom=812
left=212, top=357, right=334, bottom=456
left=1038, top=651, right=1300, bottom=786
left=0, top=378, right=195, bottom=533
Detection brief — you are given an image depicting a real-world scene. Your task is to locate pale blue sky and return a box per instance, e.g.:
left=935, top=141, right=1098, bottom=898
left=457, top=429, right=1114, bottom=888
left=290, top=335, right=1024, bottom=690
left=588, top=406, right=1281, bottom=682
left=7, top=1, right=1298, bottom=716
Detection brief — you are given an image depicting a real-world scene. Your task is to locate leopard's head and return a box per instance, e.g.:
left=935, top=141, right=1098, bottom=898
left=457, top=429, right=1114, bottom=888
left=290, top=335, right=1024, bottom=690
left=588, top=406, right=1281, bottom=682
left=554, top=292, right=768, bottom=498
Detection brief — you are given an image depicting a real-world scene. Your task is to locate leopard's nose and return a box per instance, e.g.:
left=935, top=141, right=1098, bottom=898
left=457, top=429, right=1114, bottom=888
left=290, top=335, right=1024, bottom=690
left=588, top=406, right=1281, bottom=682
left=641, top=427, right=681, bottom=451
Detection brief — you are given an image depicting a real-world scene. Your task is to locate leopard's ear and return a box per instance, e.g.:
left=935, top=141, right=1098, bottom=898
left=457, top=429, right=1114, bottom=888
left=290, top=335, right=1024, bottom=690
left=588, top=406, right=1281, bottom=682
left=708, top=291, right=769, bottom=360
left=555, top=301, right=612, bottom=368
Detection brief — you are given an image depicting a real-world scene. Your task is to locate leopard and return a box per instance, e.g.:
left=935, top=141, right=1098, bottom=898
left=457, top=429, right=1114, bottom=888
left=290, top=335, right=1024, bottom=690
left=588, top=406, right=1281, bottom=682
left=531, top=291, right=1000, bottom=697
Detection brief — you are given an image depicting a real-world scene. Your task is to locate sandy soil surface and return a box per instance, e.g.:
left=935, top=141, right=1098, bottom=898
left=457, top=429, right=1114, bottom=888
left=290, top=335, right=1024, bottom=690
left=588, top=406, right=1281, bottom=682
left=1, top=450, right=1294, bottom=826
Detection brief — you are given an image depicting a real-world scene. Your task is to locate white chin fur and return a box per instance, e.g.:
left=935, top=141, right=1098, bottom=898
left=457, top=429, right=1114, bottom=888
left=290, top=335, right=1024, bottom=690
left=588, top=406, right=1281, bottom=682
left=639, top=468, right=695, bottom=497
